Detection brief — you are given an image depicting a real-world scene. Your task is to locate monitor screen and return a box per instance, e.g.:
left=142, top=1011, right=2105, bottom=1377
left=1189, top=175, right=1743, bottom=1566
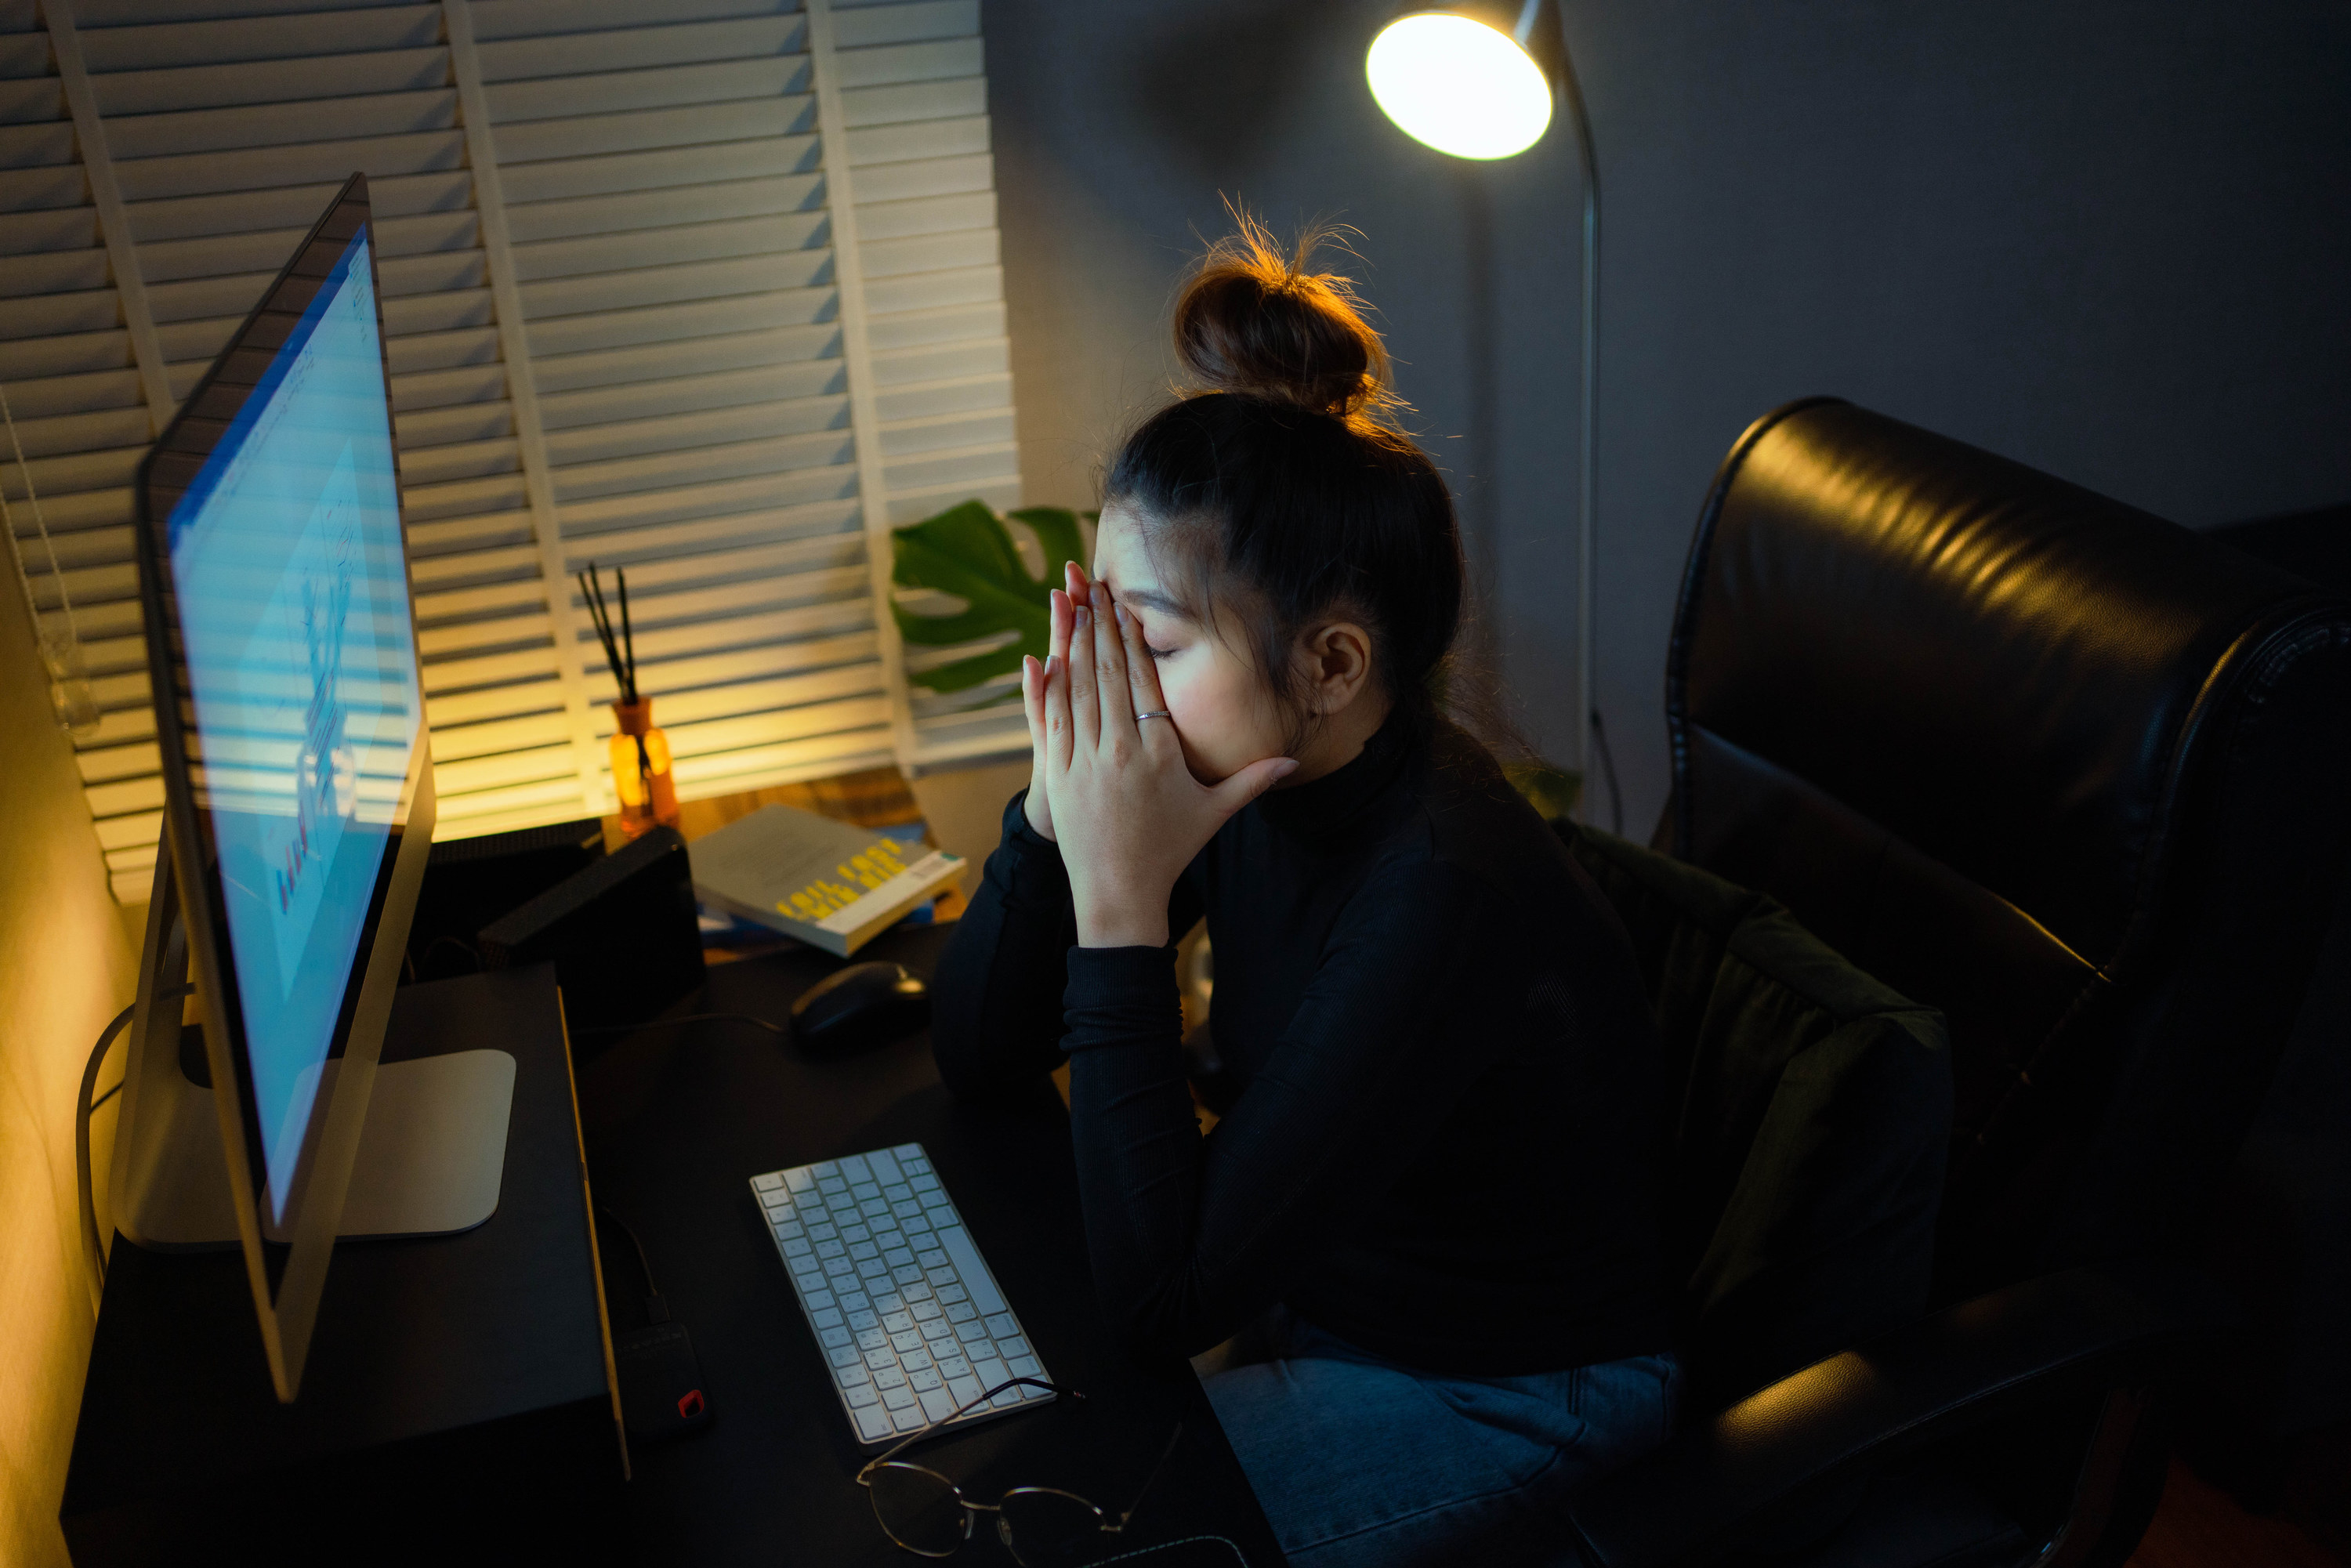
left=164, top=225, right=420, bottom=1223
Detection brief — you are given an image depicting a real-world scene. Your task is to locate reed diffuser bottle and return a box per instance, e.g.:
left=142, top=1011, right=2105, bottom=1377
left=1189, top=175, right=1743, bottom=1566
left=581, top=563, right=679, bottom=838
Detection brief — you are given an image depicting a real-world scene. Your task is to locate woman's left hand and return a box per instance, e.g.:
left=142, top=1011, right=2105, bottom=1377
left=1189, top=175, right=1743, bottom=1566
left=1027, top=577, right=1295, bottom=947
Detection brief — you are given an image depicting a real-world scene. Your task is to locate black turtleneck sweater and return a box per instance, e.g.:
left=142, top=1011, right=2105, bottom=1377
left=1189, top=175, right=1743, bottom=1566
left=931, top=714, right=1669, bottom=1376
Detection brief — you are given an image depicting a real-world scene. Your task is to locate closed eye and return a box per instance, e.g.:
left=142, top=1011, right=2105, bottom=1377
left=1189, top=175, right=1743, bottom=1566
left=1144, top=642, right=1175, bottom=661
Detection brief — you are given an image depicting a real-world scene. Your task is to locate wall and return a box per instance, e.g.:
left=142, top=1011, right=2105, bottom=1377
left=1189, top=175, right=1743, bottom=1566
left=0, top=576, right=141, bottom=1562
left=981, top=0, right=2351, bottom=831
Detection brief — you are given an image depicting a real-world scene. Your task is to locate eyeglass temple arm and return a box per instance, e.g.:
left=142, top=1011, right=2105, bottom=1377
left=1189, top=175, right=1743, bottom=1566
left=1110, top=1422, right=1186, bottom=1530
left=861, top=1378, right=1085, bottom=1475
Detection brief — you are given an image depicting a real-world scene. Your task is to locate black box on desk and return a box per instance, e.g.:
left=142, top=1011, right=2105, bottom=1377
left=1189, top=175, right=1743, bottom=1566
left=477, top=825, right=705, bottom=1052
left=61, top=968, right=629, bottom=1565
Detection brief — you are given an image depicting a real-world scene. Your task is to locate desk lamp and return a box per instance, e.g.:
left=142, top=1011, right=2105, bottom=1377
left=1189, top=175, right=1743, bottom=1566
left=1366, top=0, right=1617, bottom=826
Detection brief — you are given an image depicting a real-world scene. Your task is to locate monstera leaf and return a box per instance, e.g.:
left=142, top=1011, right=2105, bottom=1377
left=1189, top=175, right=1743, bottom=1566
left=890, top=500, right=1092, bottom=698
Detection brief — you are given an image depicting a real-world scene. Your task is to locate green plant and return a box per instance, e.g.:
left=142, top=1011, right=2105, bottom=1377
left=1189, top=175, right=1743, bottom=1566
left=889, top=499, right=1092, bottom=703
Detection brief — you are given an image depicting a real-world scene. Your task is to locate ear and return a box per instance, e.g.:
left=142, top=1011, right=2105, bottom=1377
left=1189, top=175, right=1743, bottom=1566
left=1297, top=621, right=1375, bottom=715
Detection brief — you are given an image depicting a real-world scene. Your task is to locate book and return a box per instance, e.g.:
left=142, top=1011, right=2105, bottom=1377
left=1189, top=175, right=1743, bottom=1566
left=689, top=804, right=965, bottom=958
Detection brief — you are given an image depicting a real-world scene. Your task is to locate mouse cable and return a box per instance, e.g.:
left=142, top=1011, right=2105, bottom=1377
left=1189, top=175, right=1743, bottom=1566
left=596, top=1204, right=670, bottom=1324
left=570, top=1011, right=788, bottom=1039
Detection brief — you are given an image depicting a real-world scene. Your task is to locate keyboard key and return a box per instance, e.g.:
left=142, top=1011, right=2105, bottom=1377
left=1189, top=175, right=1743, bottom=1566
left=919, top=1386, right=958, bottom=1424
left=911, top=1173, right=940, bottom=1193
left=857, top=1328, right=888, bottom=1351
left=945, top=1302, right=977, bottom=1324
left=996, top=1335, right=1028, bottom=1359
left=865, top=1349, right=897, bottom=1371
left=842, top=1225, right=871, bottom=1244
left=883, top=1182, right=911, bottom=1202
left=886, top=1248, right=915, bottom=1269
left=872, top=1291, right=905, bottom=1314
left=896, top=1265, right=928, bottom=1286
left=754, top=1172, right=784, bottom=1192
left=759, top=1186, right=789, bottom=1208
left=791, top=1255, right=824, bottom=1280
left=947, top=1374, right=984, bottom=1407
left=893, top=1407, right=926, bottom=1433
left=820, top=1327, right=852, bottom=1349
left=991, top=1389, right=1021, bottom=1409
left=817, top=1240, right=846, bottom=1261
left=782, top=1238, right=812, bottom=1258
left=847, top=1383, right=881, bottom=1409
left=936, top=1354, right=972, bottom=1378
left=828, top=1346, right=862, bottom=1369
left=903, top=1283, right=933, bottom=1303
left=882, top=1386, right=917, bottom=1412
left=773, top=1220, right=805, bottom=1241
left=851, top=1180, right=881, bottom=1202
left=903, top=1213, right=933, bottom=1235
left=857, top=1258, right=891, bottom=1280
left=936, top=1284, right=968, bottom=1305
left=849, top=1241, right=879, bottom=1262
left=849, top=1309, right=879, bottom=1331
left=935, top=1229, right=1006, bottom=1315
left=922, top=1319, right=955, bottom=1342
left=908, top=1367, right=943, bottom=1392
left=956, top=1320, right=990, bottom=1345
left=803, top=1289, right=835, bottom=1312
left=1020, top=1382, right=1053, bottom=1402
left=925, top=1266, right=957, bottom=1287
left=861, top=1199, right=892, bottom=1220
left=917, top=1248, right=950, bottom=1270
left=811, top=1161, right=840, bottom=1179
left=911, top=1301, right=943, bottom=1322
left=808, top=1222, right=839, bottom=1242
left=873, top=1365, right=907, bottom=1390
left=785, top=1168, right=815, bottom=1192
left=882, top=1311, right=913, bottom=1334
left=839, top=1155, right=870, bottom=1182
left=868, top=1149, right=904, bottom=1184
left=890, top=1330, right=924, bottom=1354
left=811, top=1308, right=843, bottom=1331
left=856, top=1407, right=893, bottom=1442
left=984, top=1313, right=1018, bottom=1339
left=973, top=1357, right=1011, bottom=1391
left=922, top=1190, right=955, bottom=1211
left=839, top=1291, right=870, bottom=1314
left=837, top=1361, right=871, bottom=1388
left=899, top=1342, right=933, bottom=1371
left=825, top=1257, right=857, bottom=1280
left=871, top=1213, right=901, bottom=1236
left=893, top=1200, right=925, bottom=1222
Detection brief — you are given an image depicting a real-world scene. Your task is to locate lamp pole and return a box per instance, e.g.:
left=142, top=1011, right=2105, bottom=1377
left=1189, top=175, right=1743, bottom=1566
left=1368, top=0, right=1615, bottom=827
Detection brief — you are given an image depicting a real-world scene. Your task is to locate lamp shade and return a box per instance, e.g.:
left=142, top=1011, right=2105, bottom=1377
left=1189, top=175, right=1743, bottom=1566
left=1367, top=5, right=1553, bottom=160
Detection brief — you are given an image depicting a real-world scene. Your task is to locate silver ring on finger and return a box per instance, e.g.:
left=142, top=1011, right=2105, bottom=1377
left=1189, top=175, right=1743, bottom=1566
left=1136, top=710, right=1173, bottom=721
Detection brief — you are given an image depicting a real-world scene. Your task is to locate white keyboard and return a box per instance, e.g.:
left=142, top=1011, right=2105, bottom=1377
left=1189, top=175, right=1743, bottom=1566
left=751, top=1143, right=1052, bottom=1447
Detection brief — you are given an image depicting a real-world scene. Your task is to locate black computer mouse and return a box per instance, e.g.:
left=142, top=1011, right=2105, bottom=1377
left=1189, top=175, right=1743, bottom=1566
left=789, top=961, right=931, bottom=1055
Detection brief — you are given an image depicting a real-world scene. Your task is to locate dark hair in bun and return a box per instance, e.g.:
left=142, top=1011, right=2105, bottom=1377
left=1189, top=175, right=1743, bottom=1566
left=1106, top=215, right=1464, bottom=746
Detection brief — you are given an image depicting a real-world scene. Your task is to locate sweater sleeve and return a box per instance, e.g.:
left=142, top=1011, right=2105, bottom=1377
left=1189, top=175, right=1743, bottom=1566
left=1062, top=854, right=1515, bottom=1358
left=930, top=790, right=1078, bottom=1099
left=930, top=790, right=1205, bottom=1099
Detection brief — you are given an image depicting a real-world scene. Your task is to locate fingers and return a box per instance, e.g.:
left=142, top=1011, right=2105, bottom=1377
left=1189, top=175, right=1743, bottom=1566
left=1090, top=581, right=1136, bottom=741
left=1062, top=589, right=1101, bottom=749
left=1020, top=653, right=1047, bottom=755
left=1041, top=638, right=1074, bottom=774
left=1116, top=590, right=1172, bottom=745
left=1048, top=568, right=1074, bottom=666
left=1208, top=755, right=1301, bottom=818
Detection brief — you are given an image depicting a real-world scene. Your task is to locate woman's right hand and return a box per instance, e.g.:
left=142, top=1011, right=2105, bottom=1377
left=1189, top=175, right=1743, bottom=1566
left=1020, top=559, right=1087, bottom=842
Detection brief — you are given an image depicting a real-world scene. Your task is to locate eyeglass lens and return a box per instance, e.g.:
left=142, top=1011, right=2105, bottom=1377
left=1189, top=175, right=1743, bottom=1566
left=870, top=1462, right=968, bottom=1557
left=996, top=1488, right=1112, bottom=1568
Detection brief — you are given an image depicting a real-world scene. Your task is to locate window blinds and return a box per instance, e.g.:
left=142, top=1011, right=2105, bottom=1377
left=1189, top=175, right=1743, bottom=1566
left=2, top=0, right=1025, bottom=903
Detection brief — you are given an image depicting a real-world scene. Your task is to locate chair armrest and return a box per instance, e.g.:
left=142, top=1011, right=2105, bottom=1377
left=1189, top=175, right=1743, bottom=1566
left=1564, top=1265, right=2218, bottom=1568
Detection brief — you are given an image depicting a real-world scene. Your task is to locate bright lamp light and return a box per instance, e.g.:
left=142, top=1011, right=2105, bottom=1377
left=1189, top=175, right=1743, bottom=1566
left=1365, top=13, right=1553, bottom=161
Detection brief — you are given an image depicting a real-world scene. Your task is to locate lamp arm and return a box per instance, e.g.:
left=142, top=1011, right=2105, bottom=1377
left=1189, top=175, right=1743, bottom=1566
left=1550, top=19, right=1605, bottom=819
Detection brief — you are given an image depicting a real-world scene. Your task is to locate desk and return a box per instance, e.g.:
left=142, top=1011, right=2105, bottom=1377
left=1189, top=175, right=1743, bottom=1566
left=575, top=919, right=1285, bottom=1566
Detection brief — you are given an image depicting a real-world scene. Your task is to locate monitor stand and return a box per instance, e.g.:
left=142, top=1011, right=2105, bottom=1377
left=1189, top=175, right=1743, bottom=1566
left=112, top=860, right=516, bottom=1251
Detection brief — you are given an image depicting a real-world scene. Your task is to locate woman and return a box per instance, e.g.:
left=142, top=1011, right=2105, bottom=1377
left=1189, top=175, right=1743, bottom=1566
left=932, top=221, right=1676, bottom=1567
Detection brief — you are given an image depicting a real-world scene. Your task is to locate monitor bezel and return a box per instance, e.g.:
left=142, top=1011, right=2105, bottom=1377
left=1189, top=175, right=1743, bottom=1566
left=132, top=172, right=437, bottom=1400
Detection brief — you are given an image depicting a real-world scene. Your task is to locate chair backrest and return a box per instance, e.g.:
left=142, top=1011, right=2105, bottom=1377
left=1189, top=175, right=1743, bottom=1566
left=1563, top=824, right=1950, bottom=1407
left=1660, top=398, right=2351, bottom=1296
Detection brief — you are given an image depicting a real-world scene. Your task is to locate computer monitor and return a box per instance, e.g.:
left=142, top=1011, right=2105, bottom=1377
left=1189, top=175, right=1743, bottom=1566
left=114, top=174, right=499, bottom=1402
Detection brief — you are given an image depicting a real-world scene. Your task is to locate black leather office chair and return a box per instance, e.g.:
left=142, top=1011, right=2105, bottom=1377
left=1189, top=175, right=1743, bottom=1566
left=1563, top=398, right=2351, bottom=1568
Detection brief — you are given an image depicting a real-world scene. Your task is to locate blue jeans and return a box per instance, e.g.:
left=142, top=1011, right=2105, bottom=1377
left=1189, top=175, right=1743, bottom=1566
left=1202, top=1310, right=1680, bottom=1568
